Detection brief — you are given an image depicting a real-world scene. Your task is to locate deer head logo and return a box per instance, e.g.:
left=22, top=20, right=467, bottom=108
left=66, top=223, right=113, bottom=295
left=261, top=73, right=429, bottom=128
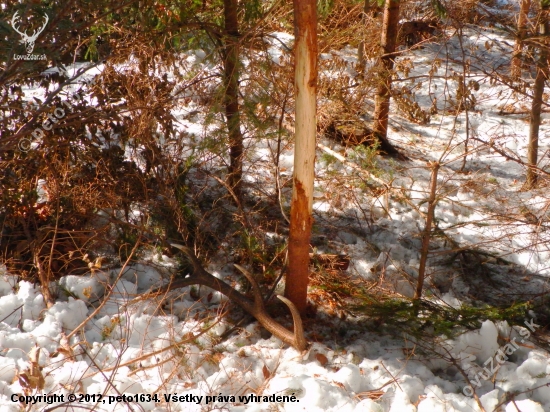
left=10, top=11, right=49, bottom=54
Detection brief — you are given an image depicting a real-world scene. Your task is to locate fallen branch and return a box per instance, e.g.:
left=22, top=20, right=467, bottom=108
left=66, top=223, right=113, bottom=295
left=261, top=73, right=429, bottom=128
left=471, top=137, right=550, bottom=176
left=135, top=244, right=307, bottom=351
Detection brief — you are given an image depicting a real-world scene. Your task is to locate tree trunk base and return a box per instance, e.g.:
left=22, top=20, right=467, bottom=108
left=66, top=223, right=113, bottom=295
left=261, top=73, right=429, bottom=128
left=373, top=131, right=408, bottom=160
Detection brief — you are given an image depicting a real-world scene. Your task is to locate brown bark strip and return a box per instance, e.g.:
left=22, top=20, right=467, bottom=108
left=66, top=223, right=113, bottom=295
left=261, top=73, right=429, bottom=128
left=286, top=180, right=313, bottom=314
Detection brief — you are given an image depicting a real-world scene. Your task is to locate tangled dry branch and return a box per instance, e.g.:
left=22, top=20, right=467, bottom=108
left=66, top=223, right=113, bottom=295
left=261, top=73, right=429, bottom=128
left=139, top=243, right=307, bottom=351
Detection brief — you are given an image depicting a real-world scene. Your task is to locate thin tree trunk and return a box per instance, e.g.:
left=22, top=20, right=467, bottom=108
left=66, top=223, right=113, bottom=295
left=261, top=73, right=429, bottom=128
left=525, top=2, right=549, bottom=189
left=511, top=0, right=531, bottom=79
left=357, top=0, right=371, bottom=70
left=372, top=0, right=401, bottom=154
left=284, top=0, right=317, bottom=315
left=223, top=0, right=243, bottom=198
left=415, top=161, right=439, bottom=300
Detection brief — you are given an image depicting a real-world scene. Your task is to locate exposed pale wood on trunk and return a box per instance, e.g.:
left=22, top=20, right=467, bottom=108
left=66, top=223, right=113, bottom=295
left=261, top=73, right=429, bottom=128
left=285, top=0, right=318, bottom=315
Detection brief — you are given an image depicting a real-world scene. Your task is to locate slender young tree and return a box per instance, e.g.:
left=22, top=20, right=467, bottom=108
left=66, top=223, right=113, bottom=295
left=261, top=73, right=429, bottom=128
left=525, top=1, right=550, bottom=189
left=511, top=0, right=532, bottom=79
left=357, top=0, right=373, bottom=70
left=284, top=0, right=318, bottom=315
left=372, top=0, right=401, bottom=152
left=223, top=0, right=244, bottom=198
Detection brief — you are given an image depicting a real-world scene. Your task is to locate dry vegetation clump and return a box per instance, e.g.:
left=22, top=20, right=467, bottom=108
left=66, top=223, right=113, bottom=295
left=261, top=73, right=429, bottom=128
left=0, top=14, right=212, bottom=303
left=0, top=1, right=292, bottom=311
left=444, top=0, right=486, bottom=24
left=318, top=0, right=379, bottom=54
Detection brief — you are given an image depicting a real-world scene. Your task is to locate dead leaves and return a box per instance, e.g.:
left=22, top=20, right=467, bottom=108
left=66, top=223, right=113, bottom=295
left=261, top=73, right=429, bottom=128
left=57, top=333, right=75, bottom=359
left=262, top=364, right=270, bottom=380
left=315, top=353, right=329, bottom=366
left=17, top=345, right=45, bottom=393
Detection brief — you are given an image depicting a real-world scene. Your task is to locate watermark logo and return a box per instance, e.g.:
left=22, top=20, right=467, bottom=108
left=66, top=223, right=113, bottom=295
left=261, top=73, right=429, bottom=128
left=459, top=318, right=540, bottom=397
left=18, top=91, right=84, bottom=152
left=10, top=11, right=48, bottom=60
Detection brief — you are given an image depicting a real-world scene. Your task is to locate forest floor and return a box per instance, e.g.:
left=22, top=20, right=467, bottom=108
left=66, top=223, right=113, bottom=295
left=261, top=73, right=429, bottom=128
left=2, top=7, right=550, bottom=412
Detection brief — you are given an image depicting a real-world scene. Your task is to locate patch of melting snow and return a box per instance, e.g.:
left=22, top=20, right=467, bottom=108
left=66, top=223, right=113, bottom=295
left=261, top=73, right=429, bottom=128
left=0, top=264, right=546, bottom=411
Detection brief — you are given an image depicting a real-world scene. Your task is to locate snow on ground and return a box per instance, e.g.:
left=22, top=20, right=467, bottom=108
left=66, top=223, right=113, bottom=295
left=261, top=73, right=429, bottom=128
left=4, top=6, right=550, bottom=411
left=0, top=261, right=548, bottom=412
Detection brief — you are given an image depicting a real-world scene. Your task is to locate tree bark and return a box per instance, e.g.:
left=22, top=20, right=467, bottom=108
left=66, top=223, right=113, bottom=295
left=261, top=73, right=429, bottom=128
left=372, top=0, right=400, bottom=145
left=511, top=0, right=531, bottom=79
left=223, top=0, right=244, bottom=199
left=284, top=0, right=317, bottom=315
left=525, top=2, right=549, bottom=189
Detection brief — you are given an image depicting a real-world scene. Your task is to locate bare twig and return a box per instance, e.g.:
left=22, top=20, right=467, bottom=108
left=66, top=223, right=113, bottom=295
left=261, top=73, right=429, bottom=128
left=414, top=161, right=439, bottom=300
left=66, top=236, right=142, bottom=341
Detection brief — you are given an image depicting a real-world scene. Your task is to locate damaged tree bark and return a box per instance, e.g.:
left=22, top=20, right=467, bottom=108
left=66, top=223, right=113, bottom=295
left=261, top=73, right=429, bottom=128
left=284, top=0, right=318, bottom=315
